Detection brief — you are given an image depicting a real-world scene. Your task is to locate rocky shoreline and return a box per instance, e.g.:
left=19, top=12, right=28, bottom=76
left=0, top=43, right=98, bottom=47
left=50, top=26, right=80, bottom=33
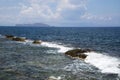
left=5, top=35, right=42, bottom=44
left=3, top=34, right=92, bottom=60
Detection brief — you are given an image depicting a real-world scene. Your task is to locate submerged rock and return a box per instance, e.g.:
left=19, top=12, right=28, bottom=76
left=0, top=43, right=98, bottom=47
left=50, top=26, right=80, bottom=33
left=65, top=49, right=91, bottom=59
left=12, top=37, right=26, bottom=42
left=5, top=35, right=14, bottom=39
left=33, top=40, right=42, bottom=44
left=3, top=68, right=23, bottom=76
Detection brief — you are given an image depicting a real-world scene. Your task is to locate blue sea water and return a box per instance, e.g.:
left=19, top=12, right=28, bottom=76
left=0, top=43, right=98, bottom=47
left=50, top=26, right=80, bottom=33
left=0, top=27, right=120, bottom=80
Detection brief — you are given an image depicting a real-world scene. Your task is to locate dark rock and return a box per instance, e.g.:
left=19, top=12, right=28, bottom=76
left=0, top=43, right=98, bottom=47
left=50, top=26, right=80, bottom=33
left=12, top=37, right=26, bottom=42
left=5, top=35, right=14, bottom=39
left=118, top=64, right=120, bottom=68
left=83, top=48, right=92, bottom=52
left=78, top=53, right=87, bottom=59
left=33, top=40, right=42, bottom=44
left=65, top=49, right=91, bottom=59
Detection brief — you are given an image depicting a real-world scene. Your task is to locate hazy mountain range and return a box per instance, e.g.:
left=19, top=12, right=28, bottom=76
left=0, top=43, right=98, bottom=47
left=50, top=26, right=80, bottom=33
left=16, top=23, right=51, bottom=27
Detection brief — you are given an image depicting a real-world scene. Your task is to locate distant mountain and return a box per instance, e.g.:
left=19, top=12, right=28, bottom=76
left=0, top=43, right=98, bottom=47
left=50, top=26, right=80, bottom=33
left=16, top=23, right=51, bottom=27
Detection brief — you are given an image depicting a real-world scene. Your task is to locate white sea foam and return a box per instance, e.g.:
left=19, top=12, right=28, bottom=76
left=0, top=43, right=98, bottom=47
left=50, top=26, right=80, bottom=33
left=7, top=38, right=120, bottom=75
left=0, top=34, right=4, bottom=38
left=19, top=40, right=73, bottom=53
left=85, top=52, right=120, bottom=75
left=14, top=39, right=32, bottom=44
left=48, top=76, right=62, bottom=80
left=41, top=42, right=73, bottom=53
left=0, top=34, right=1, bottom=36
left=25, top=39, right=33, bottom=44
left=13, top=38, right=72, bottom=53
left=63, top=59, right=93, bottom=74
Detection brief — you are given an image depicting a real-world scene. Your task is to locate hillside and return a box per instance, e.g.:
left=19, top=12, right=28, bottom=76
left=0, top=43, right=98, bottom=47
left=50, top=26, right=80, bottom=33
left=16, top=23, right=51, bottom=27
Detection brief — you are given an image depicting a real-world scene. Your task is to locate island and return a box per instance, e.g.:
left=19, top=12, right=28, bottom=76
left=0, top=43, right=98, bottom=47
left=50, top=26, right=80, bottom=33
left=16, top=23, right=51, bottom=27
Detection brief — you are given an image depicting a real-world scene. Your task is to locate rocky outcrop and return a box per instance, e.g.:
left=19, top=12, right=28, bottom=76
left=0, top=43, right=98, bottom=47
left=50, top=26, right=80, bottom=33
left=65, top=49, right=91, bottom=59
left=33, top=40, right=42, bottom=44
left=4, top=35, right=44, bottom=44
left=5, top=35, right=14, bottom=39
left=12, top=37, right=26, bottom=42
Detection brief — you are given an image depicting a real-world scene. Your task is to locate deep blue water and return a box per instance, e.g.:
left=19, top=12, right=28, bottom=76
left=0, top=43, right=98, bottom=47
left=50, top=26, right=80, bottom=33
left=0, top=27, right=120, bottom=80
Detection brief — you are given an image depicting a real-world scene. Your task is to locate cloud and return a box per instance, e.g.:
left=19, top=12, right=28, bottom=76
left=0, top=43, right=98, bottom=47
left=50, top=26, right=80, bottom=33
left=19, top=0, right=112, bottom=24
left=0, top=0, right=117, bottom=26
left=20, top=0, right=59, bottom=20
left=80, top=13, right=112, bottom=21
left=19, top=0, right=87, bottom=21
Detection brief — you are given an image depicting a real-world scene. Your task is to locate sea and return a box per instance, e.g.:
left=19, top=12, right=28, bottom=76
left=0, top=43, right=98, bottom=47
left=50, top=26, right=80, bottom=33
left=0, top=27, right=120, bottom=80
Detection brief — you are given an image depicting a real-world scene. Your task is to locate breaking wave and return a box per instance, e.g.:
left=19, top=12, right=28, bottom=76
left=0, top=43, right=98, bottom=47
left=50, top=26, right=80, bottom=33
left=38, top=41, right=120, bottom=75
left=85, top=52, right=120, bottom=75
left=1, top=35, right=120, bottom=76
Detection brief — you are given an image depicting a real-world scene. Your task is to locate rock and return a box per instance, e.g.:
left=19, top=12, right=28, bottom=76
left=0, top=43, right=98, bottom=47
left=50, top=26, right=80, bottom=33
left=65, top=49, right=91, bottom=59
left=33, top=40, right=42, bottom=44
left=5, top=35, right=14, bottom=39
left=78, top=53, right=87, bottom=59
left=12, top=37, right=26, bottom=42
left=83, top=48, right=92, bottom=52
left=118, top=64, right=120, bottom=68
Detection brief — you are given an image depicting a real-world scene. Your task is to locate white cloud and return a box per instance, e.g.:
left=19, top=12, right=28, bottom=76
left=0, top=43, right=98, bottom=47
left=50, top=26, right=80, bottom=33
left=80, top=13, right=112, bottom=21
left=57, top=0, right=79, bottom=11
left=18, top=0, right=112, bottom=26
left=0, top=0, right=114, bottom=26
left=20, top=0, right=59, bottom=20
left=19, top=0, right=87, bottom=21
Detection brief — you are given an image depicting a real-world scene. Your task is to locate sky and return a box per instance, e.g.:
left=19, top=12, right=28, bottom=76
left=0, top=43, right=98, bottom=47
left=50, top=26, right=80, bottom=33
left=0, top=0, right=120, bottom=27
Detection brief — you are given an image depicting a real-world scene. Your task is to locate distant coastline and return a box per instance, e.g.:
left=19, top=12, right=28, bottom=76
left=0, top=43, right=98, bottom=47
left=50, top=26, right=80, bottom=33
left=15, top=23, right=51, bottom=27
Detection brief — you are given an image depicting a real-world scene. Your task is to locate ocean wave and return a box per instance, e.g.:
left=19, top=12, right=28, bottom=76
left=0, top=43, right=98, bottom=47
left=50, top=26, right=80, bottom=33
left=41, top=42, right=73, bottom=53
left=0, top=34, right=5, bottom=38
left=85, top=52, right=120, bottom=75
left=63, top=59, right=99, bottom=74
left=19, top=39, right=73, bottom=53
left=2, top=36, right=120, bottom=75
left=46, top=42, right=120, bottom=75
left=47, top=76, right=62, bottom=80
